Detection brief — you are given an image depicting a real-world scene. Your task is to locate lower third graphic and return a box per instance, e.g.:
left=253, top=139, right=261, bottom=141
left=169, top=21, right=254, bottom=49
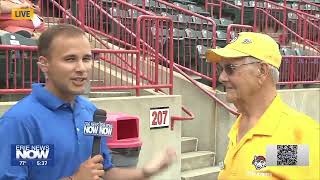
left=11, top=144, right=54, bottom=167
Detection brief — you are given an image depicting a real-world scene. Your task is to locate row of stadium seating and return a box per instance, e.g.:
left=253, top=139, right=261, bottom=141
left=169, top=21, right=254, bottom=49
left=226, top=0, right=320, bottom=7
left=107, top=9, right=231, bottom=29
left=105, top=5, right=232, bottom=53
left=127, top=0, right=210, bottom=16
left=0, top=33, right=45, bottom=89
left=150, top=27, right=228, bottom=64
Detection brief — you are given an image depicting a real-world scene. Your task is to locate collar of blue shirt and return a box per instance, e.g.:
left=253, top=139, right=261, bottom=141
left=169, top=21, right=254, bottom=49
left=31, top=83, right=80, bottom=111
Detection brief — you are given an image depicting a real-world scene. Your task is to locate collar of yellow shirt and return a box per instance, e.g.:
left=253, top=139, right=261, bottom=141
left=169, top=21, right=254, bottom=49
left=228, top=95, right=285, bottom=146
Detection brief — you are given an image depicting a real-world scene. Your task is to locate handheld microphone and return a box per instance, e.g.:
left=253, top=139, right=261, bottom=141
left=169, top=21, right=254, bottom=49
left=91, top=109, right=107, bottom=157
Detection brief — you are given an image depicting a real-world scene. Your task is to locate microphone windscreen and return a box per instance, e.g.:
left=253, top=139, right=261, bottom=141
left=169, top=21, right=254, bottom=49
left=93, top=109, right=107, bottom=123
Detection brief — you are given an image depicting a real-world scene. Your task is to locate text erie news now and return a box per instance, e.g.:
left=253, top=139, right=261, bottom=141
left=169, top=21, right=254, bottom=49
left=11, top=144, right=54, bottom=167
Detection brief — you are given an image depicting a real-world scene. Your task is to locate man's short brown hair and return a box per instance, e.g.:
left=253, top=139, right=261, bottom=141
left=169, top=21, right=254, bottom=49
left=38, top=24, right=86, bottom=58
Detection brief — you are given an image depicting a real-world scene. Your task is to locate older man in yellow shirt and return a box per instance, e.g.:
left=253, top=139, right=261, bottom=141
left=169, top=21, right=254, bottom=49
left=206, top=32, right=319, bottom=180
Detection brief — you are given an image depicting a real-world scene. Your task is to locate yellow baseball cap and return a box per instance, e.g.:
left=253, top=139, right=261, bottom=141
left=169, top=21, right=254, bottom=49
left=205, top=32, right=282, bottom=68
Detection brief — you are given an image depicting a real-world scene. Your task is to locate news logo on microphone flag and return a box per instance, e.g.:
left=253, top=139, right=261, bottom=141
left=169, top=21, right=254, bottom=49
left=84, top=121, right=113, bottom=137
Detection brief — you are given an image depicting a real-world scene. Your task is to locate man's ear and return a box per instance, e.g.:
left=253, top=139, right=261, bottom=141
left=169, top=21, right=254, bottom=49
left=257, top=63, right=270, bottom=85
left=258, top=63, right=269, bottom=77
left=38, top=56, right=49, bottom=75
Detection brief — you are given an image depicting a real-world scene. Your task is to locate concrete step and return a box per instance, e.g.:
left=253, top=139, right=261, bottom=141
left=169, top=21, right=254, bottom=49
left=181, top=151, right=215, bottom=172
left=89, top=91, right=132, bottom=98
left=181, top=166, right=221, bottom=180
left=189, top=74, right=202, bottom=80
left=0, top=94, right=26, bottom=102
left=43, top=17, right=63, bottom=24
left=89, top=79, right=105, bottom=86
left=181, top=137, right=198, bottom=153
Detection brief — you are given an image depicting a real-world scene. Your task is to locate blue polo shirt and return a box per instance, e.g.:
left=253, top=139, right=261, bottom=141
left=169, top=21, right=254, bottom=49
left=0, top=84, right=113, bottom=180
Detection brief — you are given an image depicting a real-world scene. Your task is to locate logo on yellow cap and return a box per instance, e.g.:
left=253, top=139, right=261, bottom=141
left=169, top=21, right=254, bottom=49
left=242, top=38, right=253, bottom=44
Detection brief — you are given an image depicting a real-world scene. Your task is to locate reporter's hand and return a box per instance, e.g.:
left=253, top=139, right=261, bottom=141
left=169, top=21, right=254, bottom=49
left=142, top=148, right=177, bottom=178
left=72, top=155, right=105, bottom=180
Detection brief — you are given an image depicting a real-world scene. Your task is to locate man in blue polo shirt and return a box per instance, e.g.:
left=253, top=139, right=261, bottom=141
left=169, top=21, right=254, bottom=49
left=0, top=24, right=176, bottom=180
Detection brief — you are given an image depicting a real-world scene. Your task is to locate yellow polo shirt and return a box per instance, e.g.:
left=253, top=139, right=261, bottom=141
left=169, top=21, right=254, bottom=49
left=218, top=95, right=319, bottom=180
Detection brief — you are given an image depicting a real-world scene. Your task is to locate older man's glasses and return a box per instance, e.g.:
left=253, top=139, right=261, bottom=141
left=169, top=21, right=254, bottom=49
left=219, top=62, right=260, bottom=75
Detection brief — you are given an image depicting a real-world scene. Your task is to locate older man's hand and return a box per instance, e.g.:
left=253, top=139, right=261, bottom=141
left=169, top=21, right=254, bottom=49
left=142, top=148, right=177, bottom=178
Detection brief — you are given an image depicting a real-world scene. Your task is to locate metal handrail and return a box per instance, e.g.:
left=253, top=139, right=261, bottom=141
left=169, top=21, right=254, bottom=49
left=255, top=7, right=320, bottom=52
left=171, top=64, right=239, bottom=116
left=170, top=106, right=195, bottom=130
left=156, top=89, right=195, bottom=130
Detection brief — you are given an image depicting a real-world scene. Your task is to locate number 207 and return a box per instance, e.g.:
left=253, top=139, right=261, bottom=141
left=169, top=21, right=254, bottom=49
left=151, top=110, right=168, bottom=126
